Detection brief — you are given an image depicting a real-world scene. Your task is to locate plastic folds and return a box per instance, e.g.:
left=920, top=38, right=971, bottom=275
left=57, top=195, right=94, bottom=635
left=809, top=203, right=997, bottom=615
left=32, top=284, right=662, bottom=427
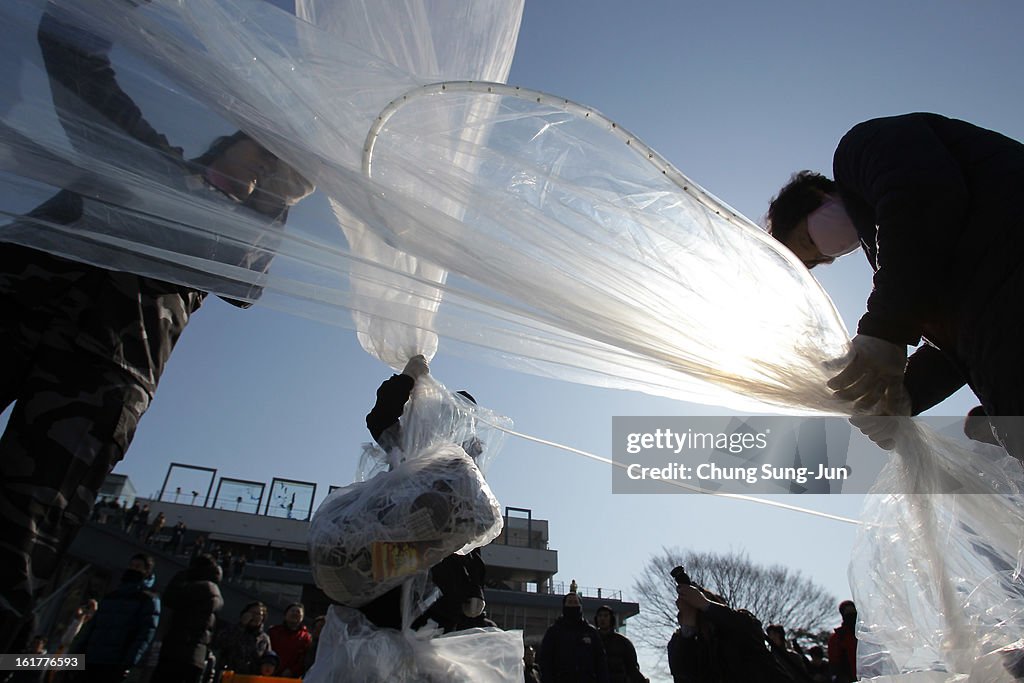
left=303, top=605, right=524, bottom=683
left=852, top=425, right=1024, bottom=681
left=308, top=443, right=502, bottom=607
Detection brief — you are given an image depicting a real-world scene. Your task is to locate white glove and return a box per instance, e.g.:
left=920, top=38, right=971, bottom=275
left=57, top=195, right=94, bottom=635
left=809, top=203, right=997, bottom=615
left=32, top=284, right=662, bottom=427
left=850, top=415, right=908, bottom=451
left=401, top=354, right=429, bottom=380
left=828, top=335, right=908, bottom=412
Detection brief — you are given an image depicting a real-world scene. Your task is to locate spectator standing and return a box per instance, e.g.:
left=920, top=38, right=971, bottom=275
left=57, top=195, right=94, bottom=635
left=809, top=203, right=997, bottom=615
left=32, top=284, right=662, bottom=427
left=145, top=513, right=166, bottom=545
left=151, top=554, right=223, bottom=683
left=165, top=523, right=186, bottom=555
left=539, top=591, right=609, bottom=683
left=123, top=503, right=141, bottom=534
left=70, top=554, right=160, bottom=682
left=766, top=624, right=813, bottom=683
left=267, top=603, right=311, bottom=678
left=828, top=601, right=858, bottom=683
left=593, top=606, right=647, bottom=683
left=213, top=602, right=271, bottom=675
left=132, top=506, right=151, bottom=540
left=668, top=579, right=790, bottom=683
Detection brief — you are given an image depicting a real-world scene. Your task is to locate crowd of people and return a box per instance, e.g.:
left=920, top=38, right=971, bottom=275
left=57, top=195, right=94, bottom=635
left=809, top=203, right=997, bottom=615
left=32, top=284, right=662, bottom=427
left=9, top=551, right=325, bottom=683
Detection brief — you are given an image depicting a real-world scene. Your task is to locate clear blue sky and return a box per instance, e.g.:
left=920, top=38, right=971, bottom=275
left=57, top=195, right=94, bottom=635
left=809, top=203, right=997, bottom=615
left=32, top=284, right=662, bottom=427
left=11, top=0, right=1023, bottom=676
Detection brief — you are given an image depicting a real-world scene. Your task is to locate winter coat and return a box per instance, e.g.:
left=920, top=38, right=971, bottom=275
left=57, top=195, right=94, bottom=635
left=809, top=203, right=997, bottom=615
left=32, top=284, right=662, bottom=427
left=158, top=571, right=223, bottom=668
left=833, top=112, right=1024, bottom=413
left=73, top=570, right=160, bottom=667
left=267, top=624, right=312, bottom=677
left=539, top=616, right=609, bottom=683
left=213, top=623, right=271, bottom=675
left=666, top=605, right=790, bottom=683
left=827, top=625, right=857, bottom=683
left=597, top=630, right=646, bottom=683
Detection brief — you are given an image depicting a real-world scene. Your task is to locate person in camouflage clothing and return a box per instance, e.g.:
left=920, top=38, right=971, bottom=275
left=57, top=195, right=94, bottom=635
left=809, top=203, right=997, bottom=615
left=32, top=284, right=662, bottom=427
left=0, top=11, right=312, bottom=651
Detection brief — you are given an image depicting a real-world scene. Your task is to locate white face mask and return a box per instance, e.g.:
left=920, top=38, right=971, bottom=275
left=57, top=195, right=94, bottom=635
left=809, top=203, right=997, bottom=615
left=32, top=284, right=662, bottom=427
left=807, top=196, right=860, bottom=257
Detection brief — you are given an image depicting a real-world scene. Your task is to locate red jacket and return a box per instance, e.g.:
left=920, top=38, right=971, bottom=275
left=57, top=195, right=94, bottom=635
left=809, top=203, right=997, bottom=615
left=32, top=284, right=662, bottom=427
left=268, top=623, right=312, bottom=677
left=828, top=624, right=857, bottom=682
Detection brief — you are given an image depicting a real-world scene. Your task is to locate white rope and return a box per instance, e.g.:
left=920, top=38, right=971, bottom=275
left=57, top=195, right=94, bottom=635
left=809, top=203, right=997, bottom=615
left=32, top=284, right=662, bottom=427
left=484, top=420, right=863, bottom=526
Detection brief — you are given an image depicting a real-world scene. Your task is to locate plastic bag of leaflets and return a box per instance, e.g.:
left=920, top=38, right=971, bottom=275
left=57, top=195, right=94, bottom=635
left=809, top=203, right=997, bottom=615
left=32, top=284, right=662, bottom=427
left=306, top=374, right=522, bottom=682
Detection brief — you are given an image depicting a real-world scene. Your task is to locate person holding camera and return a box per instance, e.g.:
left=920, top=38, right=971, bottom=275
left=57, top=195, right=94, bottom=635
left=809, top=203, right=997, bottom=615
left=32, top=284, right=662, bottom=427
left=666, top=567, right=793, bottom=683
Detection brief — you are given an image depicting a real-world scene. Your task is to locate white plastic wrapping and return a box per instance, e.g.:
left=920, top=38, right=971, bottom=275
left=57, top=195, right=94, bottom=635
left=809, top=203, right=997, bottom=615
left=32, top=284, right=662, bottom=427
left=0, top=0, right=849, bottom=410
left=308, top=443, right=501, bottom=608
left=851, top=425, right=1024, bottom=682
left=357, top=375, right=511, bottom=481
left=303, top=605, right=524, bottom=683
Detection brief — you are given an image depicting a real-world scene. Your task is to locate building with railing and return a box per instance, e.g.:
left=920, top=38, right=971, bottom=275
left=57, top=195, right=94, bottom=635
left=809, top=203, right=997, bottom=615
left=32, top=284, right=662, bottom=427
left=42, top=462, right=639, bottom=650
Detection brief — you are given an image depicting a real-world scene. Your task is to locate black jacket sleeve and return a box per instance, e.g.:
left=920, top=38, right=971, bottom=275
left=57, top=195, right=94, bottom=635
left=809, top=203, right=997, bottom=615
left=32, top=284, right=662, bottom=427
left=365, top=374, right=415, bottom=446
left=37, top=13, right=183, bottom=159
left=904, top=343, right=967, bottom=415
left=833, top=114, right=970, bottom=346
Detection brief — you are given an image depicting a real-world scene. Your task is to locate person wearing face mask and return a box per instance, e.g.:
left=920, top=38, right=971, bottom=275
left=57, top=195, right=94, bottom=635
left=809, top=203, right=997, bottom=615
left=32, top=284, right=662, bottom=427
left=827, top=601, right=858, bottom=683
left=766, top=113, right=1024, bottom=461
left=69, top=554, right=160, bottom=682
left=538, top=591, right=610, bottom=683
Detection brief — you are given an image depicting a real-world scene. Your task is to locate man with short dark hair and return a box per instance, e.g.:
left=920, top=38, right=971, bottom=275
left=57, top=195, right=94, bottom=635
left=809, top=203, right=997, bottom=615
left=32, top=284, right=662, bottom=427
left=594, top=605, right=647, bottom=683
left=268, top=602, right=311, bottom=677
left=766, top=624, right=813, bottom=683
left=766, top=113, right=1024, bottom=460
left=539, top=592, right=609, bottom=683
left=72, top=553, right=160, bottom=682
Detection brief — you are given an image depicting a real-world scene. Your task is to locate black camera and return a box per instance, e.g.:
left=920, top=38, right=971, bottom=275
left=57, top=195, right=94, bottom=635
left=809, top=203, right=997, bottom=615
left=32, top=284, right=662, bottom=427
left=670, top=565, right=691, bottom=586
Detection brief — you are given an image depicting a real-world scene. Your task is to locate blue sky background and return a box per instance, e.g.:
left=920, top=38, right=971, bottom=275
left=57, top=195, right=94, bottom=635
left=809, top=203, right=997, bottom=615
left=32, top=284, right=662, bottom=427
left=8, top=0, right=1024, bottom=676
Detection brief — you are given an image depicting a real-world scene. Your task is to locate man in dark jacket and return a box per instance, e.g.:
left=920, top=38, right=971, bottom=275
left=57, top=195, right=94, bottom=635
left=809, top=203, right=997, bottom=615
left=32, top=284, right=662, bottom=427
left=151, top=554, right=223, bottom=683
left=0, top=10, right=313, bottom=652
left=766, top=113, right=1024, bottom=459
left=212, top=601, right=271, bottom=676
left=539, top=592, right=609, bottom=683
left=71, top=553, right=160, bottom=682
left=668, top=584, right=790, bottom=683
left=593, top=606, right=647, bottom=683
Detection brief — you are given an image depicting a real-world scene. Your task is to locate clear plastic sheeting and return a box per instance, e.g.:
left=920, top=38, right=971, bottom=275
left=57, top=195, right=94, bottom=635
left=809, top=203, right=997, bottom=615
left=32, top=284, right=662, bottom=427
left=357, top=376, right=511, bottom=481
left=0, top=0, right=850, bottom=410
left=304, top=605, right=524, bottom=683
left=852, top=427, right=1024, bottom=682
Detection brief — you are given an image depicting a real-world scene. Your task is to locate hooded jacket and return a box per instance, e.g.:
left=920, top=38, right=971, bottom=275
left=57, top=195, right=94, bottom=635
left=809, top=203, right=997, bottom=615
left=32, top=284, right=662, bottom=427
left=158, top=568, right=223, bottom=668
left=73, top=570, right=160, bottom=667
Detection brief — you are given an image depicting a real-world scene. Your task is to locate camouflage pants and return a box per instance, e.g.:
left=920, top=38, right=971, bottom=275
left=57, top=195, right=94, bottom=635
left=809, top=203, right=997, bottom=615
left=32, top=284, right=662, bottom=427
left=0, top=246, right=152, bottom=651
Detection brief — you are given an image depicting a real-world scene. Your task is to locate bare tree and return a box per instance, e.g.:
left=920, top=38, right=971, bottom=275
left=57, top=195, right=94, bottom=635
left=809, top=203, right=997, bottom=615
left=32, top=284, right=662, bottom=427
left=629, top=547, right=837, bottom=672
